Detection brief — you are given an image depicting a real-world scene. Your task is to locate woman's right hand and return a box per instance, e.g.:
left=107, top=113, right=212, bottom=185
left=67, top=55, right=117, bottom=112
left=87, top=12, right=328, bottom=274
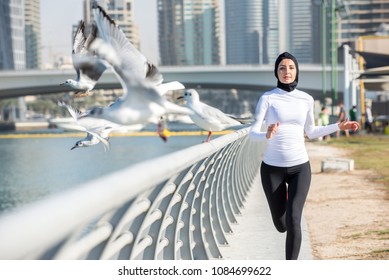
left=266, top=122, right=280, bottom=139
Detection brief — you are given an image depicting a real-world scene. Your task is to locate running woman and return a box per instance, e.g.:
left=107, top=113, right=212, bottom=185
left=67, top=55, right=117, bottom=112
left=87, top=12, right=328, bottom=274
left=249, top=52, right=360, bottom=260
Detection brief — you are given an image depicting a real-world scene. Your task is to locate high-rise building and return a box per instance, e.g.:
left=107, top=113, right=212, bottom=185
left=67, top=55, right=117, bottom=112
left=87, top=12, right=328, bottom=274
left=311, top=0, right=326, bottom=64
left=0, top=0, right=13, bottom=69
left=225, top=0, right=273, bottom=65
left=158, top=0, right=221, bottom=66
left=0, top=0, right=26, bottom=70
left=83, top=0, right=140, bottom=50
left=25, top=0, right=41, bottom=69
left=263, top=0, right=282, bottom=64
left=311, top=0, right=389, bottom=64
left=159, top=0, right=389, bottom=66
left=224, top=0, right=316, bottom=65
left=225, top=0, right=263, bottom=64
left=338, top=0, right=389, bottom=47
left=288, top=0, right=314, bottom=63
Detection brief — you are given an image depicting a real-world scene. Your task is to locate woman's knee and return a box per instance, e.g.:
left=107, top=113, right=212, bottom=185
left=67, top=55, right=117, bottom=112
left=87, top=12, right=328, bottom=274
left=272, top=216, right=287, bottom=233
left=286, top=214, right=302, bottom=232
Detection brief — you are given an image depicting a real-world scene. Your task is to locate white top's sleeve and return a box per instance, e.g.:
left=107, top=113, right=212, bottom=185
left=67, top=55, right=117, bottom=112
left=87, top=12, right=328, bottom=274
left=304, top=99, right=339, bottom=139
left=249, top=95, right=269, bottom=141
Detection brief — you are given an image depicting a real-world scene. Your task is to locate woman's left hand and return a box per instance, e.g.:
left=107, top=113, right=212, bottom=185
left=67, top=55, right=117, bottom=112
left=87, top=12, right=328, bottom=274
left=338, top=118, right=360, bottom=132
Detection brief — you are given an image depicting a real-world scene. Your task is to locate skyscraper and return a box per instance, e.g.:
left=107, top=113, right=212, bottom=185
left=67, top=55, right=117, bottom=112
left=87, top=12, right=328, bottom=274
left=338, top=0, right=389, bottom=47
left=225, top=0, right=316, bottom=65
left=225, top=0, right=263, bottom=64
left=263, top=0, right=282, bottom=64
left=0, top=0, right=13, bottom=70
left=224, top=0, right=282, bottom=65
left=158, top=0, right=221, bottom=66
left=310, top=1, right=389, bottom=65
left=0, top=0, right=26, bottom=70
left=225, top=0, right=279, bottom=65
left=288, top=0, right=314, bottom=63
left=25, top=0, right=42, bottom=69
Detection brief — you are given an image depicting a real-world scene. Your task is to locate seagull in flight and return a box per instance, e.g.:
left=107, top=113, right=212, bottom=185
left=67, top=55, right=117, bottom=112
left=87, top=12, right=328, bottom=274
left=58, top=101, right=117, bottom=151
left=177, top=89, right=242, bottom=142
left=60, top=21, right=108, bottom=97
left=74, top=4, right=191, bottom=129
left=70, top=127, right=112, bottom=151
left=87, top=3, right=185, bottom=96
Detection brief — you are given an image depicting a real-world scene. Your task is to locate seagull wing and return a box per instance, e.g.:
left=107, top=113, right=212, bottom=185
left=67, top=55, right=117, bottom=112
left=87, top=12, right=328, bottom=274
left=72, top=23, right=108, bottom=87
left=86, top=128, right=111, bottom=151
left=58, top=101, right=91, bottom=132
left=73, top=20, right=86, bottom=55
left=72, top=54, right=108, bottom=86
left=196, top=102, right=241, bottom=129
left=156, top=81, right=186, bottom=96
left=122, top=79, right=192, bottom=116
left=58, top=101, right=82, bottom=123
left=72, top=20, right=87, bottom=81
left=81, top=24, right=107, bottom=82
left=92, top=3, right=163, bottom=86
left=98, top=126, right=114, bottom=139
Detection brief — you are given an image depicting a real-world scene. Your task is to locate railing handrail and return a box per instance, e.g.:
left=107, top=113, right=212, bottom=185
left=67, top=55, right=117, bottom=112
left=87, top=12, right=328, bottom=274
left=0, top=128, right=263, bottom=259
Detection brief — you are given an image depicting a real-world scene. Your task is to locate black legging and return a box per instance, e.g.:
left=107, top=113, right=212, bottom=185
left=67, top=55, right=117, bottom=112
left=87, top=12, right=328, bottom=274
left=260, top=161, right=311, bottom=260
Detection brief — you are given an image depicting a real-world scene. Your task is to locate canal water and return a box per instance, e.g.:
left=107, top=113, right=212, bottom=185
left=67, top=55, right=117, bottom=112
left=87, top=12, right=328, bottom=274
left=0, top=133, right=208, bottom=214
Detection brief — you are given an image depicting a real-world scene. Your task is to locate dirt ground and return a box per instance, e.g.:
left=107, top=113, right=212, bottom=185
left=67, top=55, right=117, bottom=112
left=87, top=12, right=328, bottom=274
left=304, top=141, right=389, bottom=260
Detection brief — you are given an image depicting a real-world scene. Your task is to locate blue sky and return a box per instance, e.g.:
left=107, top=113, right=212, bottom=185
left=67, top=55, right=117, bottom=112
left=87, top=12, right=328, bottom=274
left=40, top=0, right=159, bottom=66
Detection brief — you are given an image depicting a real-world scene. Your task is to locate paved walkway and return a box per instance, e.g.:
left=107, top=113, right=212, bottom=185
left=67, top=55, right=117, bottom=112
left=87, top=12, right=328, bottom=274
left=219, top=175, right=313, bottom=260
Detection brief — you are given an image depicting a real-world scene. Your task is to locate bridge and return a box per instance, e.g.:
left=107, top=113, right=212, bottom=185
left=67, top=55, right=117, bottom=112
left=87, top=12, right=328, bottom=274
left=0, top=65, right=346, bottom=101
left=0, top=128, right=312, bottom=260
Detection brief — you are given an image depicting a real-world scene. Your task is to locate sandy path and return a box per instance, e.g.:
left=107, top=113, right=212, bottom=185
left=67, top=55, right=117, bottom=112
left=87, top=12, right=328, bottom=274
left=305, top=141, right=389, bottom=260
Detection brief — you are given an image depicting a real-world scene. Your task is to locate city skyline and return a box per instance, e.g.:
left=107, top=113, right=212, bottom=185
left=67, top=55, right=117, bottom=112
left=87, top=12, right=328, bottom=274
left=5, top=0, right=389, bottom=70
left=158, top=0, right=222, bottom=66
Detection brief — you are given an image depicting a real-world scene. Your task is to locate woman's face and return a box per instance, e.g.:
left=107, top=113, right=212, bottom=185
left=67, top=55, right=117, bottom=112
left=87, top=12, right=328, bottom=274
left=277, top=58, right=297, bottom=84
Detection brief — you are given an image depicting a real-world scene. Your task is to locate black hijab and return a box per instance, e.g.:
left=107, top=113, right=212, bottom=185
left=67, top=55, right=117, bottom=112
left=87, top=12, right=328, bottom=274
left=274, top=52, right=299, bottom=92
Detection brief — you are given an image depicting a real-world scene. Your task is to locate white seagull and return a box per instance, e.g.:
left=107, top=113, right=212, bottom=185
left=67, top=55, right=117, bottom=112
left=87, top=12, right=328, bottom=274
left=86, top=3, right=185, bottom=96
left=177, top=89, right=242, bottom=142
left=60, top=21, right=107, bottom=97
left=58, top=101, right=117, bottom=151
left=73, top=4, right=191, bottom=128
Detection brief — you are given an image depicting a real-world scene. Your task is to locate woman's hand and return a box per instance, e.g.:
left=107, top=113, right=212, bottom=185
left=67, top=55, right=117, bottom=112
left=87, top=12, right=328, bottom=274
left=266, top=122, right=280, bottom=139
left=338, top=118, right=360, bottom=132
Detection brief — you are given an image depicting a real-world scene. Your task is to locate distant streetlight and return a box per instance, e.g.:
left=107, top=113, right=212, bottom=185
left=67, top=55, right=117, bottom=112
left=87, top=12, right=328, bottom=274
left=330, top=0, right=338, bottom=114
left=314, top=0, right=328, bottom=106
left=314, top=0, right=350, bottom=112
left=330, top=0, right=350, bottom=113
left=322, top=0, right=327, bottom=106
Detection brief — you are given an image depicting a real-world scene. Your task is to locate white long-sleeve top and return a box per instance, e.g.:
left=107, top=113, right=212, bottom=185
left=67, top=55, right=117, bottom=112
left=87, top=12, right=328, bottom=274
left=249, top=87, right=340, bottom=167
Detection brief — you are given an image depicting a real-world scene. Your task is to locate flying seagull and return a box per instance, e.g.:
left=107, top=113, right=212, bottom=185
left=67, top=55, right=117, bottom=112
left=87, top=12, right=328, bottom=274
left=177, top=89, right=242, bottom=142
left=87, top=3, right=185, bottom=96
left=74, top=4, right=191, bottom=130
left=58, top=101, right=116, bottom=151
left=60, top=21, right=108, bottom=97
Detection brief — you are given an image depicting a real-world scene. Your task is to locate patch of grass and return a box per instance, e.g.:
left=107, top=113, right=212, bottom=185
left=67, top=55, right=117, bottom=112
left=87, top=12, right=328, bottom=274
left=345, top=233, right=362, bottom=239
left=368, top=229, right=389, bottom=237
left=323, top=135, right=389, bottom=189
left=344, top=229, right=389, bottom=240
left=372, top=249, right=389, bottom=253
left=369, top=249, right=389, bottom=260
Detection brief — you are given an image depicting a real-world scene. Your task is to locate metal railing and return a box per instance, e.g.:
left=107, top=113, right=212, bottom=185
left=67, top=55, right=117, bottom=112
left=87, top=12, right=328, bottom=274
left=0, top=128, right=264, bottom=260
